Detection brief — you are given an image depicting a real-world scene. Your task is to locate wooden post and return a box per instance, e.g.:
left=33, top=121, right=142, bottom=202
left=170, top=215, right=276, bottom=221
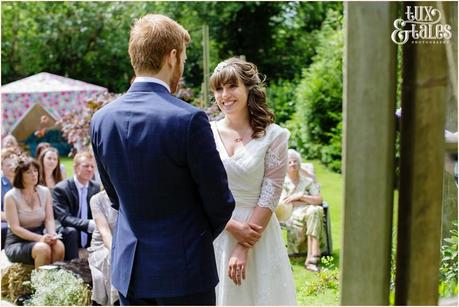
left=341, top=2, right=397, bottom=305
left=439, top=1, right=458, bottom=241
left=395, top=1, right=448, bottom=304
left=202, top=24, right=210, bottom=107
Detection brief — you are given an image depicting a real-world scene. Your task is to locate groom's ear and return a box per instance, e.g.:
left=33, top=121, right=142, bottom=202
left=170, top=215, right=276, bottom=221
left=165, top=49, right=178, bottom=68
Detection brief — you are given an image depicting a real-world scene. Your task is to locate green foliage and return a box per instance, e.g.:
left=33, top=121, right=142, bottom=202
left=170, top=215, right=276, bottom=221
left=269, top=2, right=343, bottom=81
left=439, top=221, right=458, bottom=297
left=288, top=9, right=343, bottom=172
left=56, top=92, right=120, bottom=154
left=267, top=79, right=298, bottom=124
left=2, top=1, right=337, bottom=94
left=25, top=268, right=91, bottom=306
left=1, top=2, right=137, bottom=92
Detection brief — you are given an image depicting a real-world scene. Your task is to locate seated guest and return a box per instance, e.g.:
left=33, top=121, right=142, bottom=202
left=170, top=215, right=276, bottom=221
left=35, top=142, right=67, bottom=179
left=38, top=147, right=64, bottom=189
left=280, top=149, right=324, bottom=272
left=52, top=151, right=101, bottom=260
left=88, top=190, right=119, bottom=305
left=4, top=157, right=65, bottom=268
left=2, top=134, right=18, bottom=149
left=1, top=148, right=19, bottom=249
left=35, top=142, right=51, bottom=159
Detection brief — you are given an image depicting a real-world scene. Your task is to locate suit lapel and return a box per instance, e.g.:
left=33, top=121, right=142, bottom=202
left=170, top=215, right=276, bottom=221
left=68, top=179, right=80, bottom=216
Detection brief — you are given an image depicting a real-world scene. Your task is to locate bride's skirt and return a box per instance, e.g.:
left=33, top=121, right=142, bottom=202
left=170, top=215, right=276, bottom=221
left=213, top=206, right=297, bottom=305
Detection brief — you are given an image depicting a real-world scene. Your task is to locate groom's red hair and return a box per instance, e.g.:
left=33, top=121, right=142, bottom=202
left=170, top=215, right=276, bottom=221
left=129, top=14, right=190, bottom=75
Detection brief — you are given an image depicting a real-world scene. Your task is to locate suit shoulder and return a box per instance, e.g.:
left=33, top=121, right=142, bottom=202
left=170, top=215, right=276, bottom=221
left=92, top=95, right=123, bottom=122
left=167, top=95, right=204, bottom=116
left=89, top=180, right=101, bottom=191
left=54, top=178, right=72, bottom=191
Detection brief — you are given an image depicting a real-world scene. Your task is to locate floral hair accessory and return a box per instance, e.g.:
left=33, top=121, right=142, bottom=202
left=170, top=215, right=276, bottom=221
left=213, top=61, right=232, bottom=74
left=11, top=154, right=29, bottom=170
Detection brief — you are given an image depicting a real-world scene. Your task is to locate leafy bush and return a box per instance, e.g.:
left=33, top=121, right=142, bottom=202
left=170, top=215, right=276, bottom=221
left=267, top=79, right=298, bottom=125
left=288, top=9, right=343, bottom=172
left=25, top=268, right=91, bottom=306
left=439, top=221, right=458, bottom=297
left=56, top=92, right=120, bottom=155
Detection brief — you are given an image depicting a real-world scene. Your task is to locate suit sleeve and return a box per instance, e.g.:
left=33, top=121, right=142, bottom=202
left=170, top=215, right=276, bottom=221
left=90, top=118, right=120, bottom=210
left=187, top=111, right=235, bottom=239
left=52, top=185, right=89, bottom=232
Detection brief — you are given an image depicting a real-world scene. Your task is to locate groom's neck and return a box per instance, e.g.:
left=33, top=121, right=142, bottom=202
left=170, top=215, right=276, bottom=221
left=137, top=69, right=171, bottom=88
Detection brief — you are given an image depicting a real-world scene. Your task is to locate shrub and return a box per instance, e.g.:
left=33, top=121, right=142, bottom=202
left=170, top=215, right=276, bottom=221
left=267, top=79, right=298, bottom=125
left=439, top=220, right=458, bottom=297
left=56, top=92, right=121, bottom=155
left=25, top=268, right=91, bottom=306
left=288, top=9, right=343, bottom=172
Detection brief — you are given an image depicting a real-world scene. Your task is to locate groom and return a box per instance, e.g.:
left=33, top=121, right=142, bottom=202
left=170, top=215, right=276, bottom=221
left=90, top=14, right=235, bottom=305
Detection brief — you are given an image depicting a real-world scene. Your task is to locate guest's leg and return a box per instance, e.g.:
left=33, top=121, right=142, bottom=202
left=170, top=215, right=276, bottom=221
left=307, top=236, right=312, bottom=260
left=51, top=239, right=65, bottom=262
left=1, top=222, right=8, bottom=249
left=156, top=288, right=216, bottom=306
left=61, top=227, right=79, bottom=260
left=310, top=235, right=321, bottom=257
left=31, top=242, right=52, bottom=269
left=305, top=205, right=324, bottom=270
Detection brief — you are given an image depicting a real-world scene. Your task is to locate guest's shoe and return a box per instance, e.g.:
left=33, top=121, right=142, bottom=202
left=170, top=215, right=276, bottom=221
left=304, top=255, right=321, bottom=272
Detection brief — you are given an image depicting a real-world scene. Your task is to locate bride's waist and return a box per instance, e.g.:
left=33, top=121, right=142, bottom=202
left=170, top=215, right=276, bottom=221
left=234, top=201, right=258, bottom=208
left=233, top=195, right=260, bottom=208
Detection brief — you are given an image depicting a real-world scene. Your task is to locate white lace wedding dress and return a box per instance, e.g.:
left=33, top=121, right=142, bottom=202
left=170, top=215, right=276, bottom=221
left=211, top=121, right=297, bottom=306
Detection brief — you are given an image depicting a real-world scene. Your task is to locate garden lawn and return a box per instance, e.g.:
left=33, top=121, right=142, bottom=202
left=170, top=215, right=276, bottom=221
left=62, top=158, right=344, bottom=305
left=61, top=157, right=74, bottom=178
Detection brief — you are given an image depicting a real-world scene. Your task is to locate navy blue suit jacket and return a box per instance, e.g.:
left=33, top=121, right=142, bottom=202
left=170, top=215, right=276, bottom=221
left=90, top=82, right=235, bottom=298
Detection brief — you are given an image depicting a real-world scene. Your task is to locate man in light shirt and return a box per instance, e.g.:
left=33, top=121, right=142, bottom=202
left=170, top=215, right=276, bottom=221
left=52, top=151, right=101, bottom=260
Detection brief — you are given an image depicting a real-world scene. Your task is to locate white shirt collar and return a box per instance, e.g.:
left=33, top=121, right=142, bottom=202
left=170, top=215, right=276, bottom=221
left=133, top=76, right=171, bottom=93
left=74, top=175, right=89, bottom=190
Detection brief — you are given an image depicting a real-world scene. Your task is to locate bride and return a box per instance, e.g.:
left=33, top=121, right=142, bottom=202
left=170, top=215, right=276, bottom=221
left=209, top=57, right=297, bottom=305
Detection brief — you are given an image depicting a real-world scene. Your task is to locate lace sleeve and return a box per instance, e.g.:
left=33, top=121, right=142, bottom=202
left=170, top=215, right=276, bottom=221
left=257, top=128, right=290, bottom=211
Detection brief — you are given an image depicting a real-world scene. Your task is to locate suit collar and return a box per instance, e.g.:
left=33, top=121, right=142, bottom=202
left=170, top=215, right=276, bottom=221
left=73, top=175, right=89, bottom=189
left=127, top=82, right=171, bottom=94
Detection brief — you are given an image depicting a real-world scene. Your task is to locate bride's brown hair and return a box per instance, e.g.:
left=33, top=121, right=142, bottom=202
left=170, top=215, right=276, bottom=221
left=210, top=57, right=275, bottom=138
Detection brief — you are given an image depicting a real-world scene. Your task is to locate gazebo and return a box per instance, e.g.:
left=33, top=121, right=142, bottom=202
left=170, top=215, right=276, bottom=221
left=1, top=72, right=107, bottom=138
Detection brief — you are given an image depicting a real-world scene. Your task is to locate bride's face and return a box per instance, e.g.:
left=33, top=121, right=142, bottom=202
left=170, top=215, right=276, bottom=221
left=213, top=78, right=249, bottom=117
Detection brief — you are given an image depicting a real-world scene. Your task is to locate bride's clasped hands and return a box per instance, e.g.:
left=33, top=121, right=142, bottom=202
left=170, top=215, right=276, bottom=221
left=226, top=220, right=263, bottom=285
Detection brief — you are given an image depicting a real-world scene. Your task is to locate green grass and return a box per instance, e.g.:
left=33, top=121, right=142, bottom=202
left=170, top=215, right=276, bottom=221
left=61, top=157, right=74, bottom=178
left=291, top=160, right=342, bottom=305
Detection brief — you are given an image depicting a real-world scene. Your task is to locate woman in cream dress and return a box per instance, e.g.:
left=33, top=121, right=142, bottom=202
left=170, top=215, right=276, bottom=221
left=88, top=190, right=119, bottom=305
left=209, top=57, right=296, bottom=305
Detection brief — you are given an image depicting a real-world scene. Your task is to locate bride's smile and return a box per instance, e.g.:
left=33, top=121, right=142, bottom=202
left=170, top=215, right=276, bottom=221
left=215, top=79, right=249, bottom=115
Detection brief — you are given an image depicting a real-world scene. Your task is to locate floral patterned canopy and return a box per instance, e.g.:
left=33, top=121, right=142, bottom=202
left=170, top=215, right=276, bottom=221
left=1, top=72, right=107, bottom=135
